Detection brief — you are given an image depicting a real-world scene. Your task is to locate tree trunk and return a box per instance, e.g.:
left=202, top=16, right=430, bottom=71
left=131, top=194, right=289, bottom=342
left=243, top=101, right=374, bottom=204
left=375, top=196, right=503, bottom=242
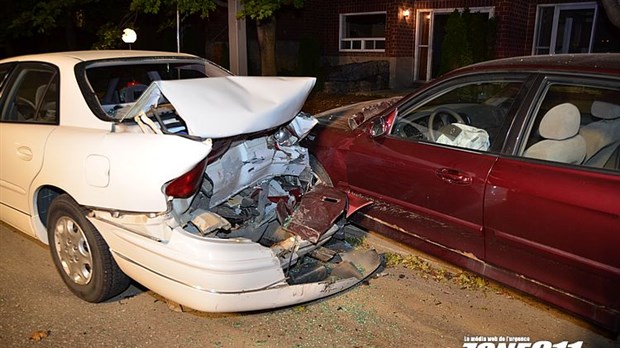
left=256, top=17, right=277, bottom=76
left=65, top=15, right=78, bottom=51
left=601, top=0, right=620, bottom=28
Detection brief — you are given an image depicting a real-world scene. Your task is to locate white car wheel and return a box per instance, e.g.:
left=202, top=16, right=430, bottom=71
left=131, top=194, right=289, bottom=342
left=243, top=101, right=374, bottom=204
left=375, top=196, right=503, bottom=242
left=53, top=216, right=94, bottom=285
left=47, top=195, right=130, bottom=302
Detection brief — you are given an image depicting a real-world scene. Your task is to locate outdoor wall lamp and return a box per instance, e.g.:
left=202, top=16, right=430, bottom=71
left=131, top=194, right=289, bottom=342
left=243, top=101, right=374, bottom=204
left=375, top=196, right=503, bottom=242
left=402, top=9, right=410, bottom=19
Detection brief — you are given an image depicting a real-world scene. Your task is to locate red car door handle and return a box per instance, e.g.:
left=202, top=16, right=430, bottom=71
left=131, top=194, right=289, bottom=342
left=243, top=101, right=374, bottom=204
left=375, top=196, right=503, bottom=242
left=436, top=168, right=472, bottom=185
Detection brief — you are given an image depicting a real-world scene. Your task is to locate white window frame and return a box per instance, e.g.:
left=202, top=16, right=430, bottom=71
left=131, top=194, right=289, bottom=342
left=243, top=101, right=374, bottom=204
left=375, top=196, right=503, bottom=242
left=339, top=11, right=386, bottom=52
left=532, top=2, right=598, bottom=55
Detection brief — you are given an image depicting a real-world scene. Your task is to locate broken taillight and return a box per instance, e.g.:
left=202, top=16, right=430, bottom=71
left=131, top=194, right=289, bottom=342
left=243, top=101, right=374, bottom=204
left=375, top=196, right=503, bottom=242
left=164, top=158, right=208, bottom=199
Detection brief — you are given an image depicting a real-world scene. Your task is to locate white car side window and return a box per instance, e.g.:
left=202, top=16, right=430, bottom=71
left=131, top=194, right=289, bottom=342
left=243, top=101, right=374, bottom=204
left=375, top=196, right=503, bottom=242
left=1, top=64, right=59, bottom=124
left=0, top=63, right=13, bottom=90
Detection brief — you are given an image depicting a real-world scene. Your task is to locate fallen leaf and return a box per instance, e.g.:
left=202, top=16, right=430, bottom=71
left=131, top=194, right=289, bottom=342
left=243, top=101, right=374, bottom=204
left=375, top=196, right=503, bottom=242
left=292, top=305, right=307, bottom=313
left=29, top=330, right=50, bottom=342
left=167, top=301, right=184, bottom=313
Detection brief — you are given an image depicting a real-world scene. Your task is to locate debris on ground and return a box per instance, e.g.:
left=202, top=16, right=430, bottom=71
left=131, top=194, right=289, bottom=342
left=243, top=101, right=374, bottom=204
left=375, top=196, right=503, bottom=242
left=344, top=235, right=370, bottom=249
left=454, top=271, right=489, bottom=290
left=383, top=251, right=488, bottom=290
left=29, top=330, right=50, bottom=342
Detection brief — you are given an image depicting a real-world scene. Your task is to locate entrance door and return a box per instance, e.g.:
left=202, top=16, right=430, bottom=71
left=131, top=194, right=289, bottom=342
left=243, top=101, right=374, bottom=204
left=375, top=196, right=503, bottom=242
left=415, top=11, right=431, bottom=81
left=415, top=10, right=447, bottom=81
left=415, top=7, right=494, bottom=81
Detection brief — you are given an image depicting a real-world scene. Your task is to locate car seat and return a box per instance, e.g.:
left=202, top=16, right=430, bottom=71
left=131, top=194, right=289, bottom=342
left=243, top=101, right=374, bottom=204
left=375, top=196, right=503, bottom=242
left=119, top=83, right=148, bottom=103
left=579, top=101, right=620, bottom=169
left=35, top=83, right=57, bottom=121
left=524, top=103, right=586, bottom=164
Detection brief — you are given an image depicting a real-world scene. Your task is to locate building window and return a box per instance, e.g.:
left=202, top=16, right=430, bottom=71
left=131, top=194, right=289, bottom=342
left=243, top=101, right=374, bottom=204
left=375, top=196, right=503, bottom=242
left=340, top=12, right=386, bottom=52
left=533, top=2, right=598, bottom=55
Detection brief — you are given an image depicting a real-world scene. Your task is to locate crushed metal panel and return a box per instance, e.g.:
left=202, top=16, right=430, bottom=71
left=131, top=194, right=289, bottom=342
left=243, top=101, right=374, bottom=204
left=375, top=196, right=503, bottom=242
left=345, top=192, right=373, bottom=218
left=121, top=76, right=316, bottom=138
left=284, top=185, right=347, bottom=243
left=309, top=246, right=337, bottom=262
left=339, top=249, right=380, bottom=278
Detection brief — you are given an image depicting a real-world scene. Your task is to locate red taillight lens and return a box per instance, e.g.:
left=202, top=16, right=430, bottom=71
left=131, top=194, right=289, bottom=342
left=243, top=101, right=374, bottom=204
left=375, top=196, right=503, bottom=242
left=164, top=158, right=208, bottom=199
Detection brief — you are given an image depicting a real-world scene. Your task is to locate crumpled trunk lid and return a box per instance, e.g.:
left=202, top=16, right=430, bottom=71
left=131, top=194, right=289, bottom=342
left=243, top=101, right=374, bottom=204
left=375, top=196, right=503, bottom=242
left=120, top=76, right=316, bottom=138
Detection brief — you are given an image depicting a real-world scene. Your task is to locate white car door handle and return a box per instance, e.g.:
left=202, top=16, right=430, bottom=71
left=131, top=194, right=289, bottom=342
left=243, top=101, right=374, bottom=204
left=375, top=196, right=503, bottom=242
left=17, top=146, right=33, bottom=161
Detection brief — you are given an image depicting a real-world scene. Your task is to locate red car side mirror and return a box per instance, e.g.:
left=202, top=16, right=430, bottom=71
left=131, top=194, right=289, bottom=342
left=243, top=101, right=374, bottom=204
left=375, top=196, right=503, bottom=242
left=368, top=108, right=398, bottom=138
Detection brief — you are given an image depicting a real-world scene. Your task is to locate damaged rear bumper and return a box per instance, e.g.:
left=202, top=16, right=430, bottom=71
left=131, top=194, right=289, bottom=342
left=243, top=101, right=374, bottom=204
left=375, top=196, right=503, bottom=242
left=111, top=241, right=380, bottom=312
left=88, top=185, right=380, bottom=312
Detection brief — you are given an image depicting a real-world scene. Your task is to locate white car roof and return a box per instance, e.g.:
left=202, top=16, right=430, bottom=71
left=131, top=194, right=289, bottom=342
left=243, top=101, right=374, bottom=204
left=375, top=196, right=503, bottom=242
left=0, top=50, right=199, bottom=65
left=0, top=51, right=205, bottom=131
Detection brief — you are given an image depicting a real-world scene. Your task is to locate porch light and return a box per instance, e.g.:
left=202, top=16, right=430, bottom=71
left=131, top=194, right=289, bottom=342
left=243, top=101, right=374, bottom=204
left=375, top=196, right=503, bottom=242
left=402, top=9, right=410, bottom=18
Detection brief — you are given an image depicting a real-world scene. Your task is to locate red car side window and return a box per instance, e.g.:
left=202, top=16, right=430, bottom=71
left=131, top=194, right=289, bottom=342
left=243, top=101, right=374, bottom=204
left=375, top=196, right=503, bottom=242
left=390, top=79, right=525, bottom=153
left=523, top=84, right=620, bottom=172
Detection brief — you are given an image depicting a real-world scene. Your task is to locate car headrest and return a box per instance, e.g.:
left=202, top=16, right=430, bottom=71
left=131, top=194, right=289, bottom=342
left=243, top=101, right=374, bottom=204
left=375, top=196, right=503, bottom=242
left=591, top=101, right=620, bottom=120
left=539, top=103, right=580, bottom=140
left=35, top=83, right=57, bottom=106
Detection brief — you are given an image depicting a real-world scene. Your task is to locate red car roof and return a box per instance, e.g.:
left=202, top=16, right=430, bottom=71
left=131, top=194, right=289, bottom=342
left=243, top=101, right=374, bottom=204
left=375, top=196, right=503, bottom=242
left=452, top=53, right=620, bottom=76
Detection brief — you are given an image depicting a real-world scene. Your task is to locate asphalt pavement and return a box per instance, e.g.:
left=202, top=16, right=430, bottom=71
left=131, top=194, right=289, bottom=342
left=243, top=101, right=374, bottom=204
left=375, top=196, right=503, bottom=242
left=1, top=221, right=617, bottom=347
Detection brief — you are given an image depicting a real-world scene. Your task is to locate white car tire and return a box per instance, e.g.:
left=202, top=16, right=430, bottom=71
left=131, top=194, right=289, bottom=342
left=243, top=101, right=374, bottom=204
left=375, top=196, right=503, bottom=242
left=47, top=195, right=130, bottom=302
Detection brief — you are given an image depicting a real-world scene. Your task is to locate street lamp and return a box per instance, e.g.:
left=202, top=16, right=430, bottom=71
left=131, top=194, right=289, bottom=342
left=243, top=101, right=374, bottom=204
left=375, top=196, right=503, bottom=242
left=122, top=28, right=137, bottom=50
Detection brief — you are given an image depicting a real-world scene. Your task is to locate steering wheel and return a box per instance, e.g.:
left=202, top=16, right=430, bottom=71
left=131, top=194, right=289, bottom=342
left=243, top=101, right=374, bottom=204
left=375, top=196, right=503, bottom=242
left=395, top=118, right=428, bottom=140
left=428, top=107, right=466, bottom=141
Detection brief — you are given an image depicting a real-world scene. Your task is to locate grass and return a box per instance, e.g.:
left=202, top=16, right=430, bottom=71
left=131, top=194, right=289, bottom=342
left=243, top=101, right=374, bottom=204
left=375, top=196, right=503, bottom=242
left=383, top=252, right=488, bottom=289
left=344, top=235, right=370, bottom=249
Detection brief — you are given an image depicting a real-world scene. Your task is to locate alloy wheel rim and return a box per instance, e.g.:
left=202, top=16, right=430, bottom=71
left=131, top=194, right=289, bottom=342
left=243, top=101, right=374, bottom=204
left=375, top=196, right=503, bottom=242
left=54, top=216, right=93, bottom=285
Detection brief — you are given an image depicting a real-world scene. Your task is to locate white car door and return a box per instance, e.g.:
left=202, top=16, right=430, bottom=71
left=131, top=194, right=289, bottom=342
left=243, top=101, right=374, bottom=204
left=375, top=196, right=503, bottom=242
left=0, top=63, right=59, bottom=235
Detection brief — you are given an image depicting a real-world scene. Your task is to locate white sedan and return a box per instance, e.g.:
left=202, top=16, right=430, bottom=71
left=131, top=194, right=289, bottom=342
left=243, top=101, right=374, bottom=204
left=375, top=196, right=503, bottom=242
left=0, top=51, right=379, bottom=311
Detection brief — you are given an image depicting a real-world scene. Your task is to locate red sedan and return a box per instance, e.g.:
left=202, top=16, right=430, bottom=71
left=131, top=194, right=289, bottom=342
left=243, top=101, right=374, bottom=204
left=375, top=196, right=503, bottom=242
left=308, top=54, right=620, bottom=332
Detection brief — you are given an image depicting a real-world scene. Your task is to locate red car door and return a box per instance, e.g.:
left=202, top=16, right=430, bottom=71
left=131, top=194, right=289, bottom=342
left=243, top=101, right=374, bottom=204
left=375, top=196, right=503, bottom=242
left=343, top=76, right=529, bottom=259
left=345, top=135, right=495, bottom=257
left=484, top=79, right=620, bottom=322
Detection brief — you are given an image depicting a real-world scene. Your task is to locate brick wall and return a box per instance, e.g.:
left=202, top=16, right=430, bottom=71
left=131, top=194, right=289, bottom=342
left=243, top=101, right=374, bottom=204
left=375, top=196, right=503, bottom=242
left=300, top=0, right=603, bottom=85
left=303, top=0, right=390, bottom=57
left=236, top=0, right=605, bottom=69
left=386, top=1, right=416, bottom=57
left=494, top=0, right=530, bottom=58
left=305, top=0, right=513, bottom=59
